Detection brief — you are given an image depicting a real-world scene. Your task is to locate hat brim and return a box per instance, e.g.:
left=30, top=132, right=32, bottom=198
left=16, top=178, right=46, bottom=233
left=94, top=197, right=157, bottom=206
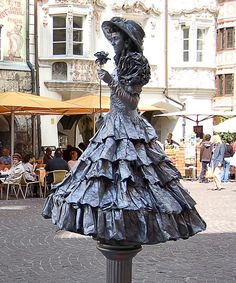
left=102, top=20, right=142, bottom=53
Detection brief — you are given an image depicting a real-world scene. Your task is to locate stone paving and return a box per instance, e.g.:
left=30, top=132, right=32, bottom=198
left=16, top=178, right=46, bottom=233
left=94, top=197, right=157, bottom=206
left=0, top=180, right=236, bottom=283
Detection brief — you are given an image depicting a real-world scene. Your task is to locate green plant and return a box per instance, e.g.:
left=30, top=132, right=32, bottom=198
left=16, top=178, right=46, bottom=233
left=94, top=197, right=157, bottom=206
left=218, top=132, right=236, bottom=143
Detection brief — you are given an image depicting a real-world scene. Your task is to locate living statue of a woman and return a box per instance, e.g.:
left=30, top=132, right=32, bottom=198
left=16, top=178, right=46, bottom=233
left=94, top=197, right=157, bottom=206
left=42, top=17, right=206, bottom=245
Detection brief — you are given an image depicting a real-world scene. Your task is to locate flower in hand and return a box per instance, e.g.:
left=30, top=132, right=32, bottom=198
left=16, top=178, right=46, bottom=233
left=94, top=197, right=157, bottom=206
left=97, top=69, right=112, bottom=84
left=94, top=51, right=110, bottom=66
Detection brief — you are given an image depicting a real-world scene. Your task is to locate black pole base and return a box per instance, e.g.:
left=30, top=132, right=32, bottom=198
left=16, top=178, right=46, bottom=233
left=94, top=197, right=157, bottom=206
left=97, top=242, right=142, bottom=283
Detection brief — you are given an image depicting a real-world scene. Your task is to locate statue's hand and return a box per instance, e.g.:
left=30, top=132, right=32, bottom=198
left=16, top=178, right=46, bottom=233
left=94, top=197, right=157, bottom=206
left=97, top=69, right=112, bottom=84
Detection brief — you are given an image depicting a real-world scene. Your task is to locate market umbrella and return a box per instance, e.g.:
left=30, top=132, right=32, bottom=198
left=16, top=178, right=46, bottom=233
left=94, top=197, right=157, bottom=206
left=0, top=91, right=90, bottom=114
left=0, top=91, right=90, bottom=157
left=66, top=94, right=164, bottom=112
left=213, top=117, right=236, bottom=133
left=66, top=95, right=110, bottom=113
left=156, top=109, right=236, bottom=177
left=65, top=94, right=164, bottom=133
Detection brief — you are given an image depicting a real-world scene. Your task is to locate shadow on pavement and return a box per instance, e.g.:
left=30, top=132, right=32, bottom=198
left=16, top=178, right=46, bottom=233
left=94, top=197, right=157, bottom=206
left=0, top=198, right=235, bottom=282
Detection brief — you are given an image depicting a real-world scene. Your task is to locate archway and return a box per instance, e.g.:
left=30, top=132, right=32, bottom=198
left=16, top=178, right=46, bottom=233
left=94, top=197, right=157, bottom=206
left=58, top=114, right=93, bottom=148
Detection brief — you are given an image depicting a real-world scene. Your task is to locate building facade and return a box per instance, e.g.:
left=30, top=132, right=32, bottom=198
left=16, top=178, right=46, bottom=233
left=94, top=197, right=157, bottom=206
left=0, top=0, right=221, bottom=156
left=215, top=0, right=236, bottom=111
left=0, top=0, right=35, bottom=154
left=156, top=0, right=218, bottom=143
left=37, top=0, right=218, bottom=148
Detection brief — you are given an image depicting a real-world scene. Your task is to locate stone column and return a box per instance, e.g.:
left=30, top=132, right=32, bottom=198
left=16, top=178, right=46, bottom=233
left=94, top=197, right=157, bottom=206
left=97, top=242, right=142, bottom=283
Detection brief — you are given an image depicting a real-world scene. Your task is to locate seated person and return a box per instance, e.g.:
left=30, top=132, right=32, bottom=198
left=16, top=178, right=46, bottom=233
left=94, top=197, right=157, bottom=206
left=43, top=147, right=53, bottom=164
left=68, top=150, right=79, bottom=170
left=0, top=153, right=24, bottom=183
left=0, top=148, right=11, bottom=165
left=23, top=154, right=40, bottom=197
left=22, top=154, right=37, bottom=182
left=45, top=148, right=69, bottom=185
left=164, top=132, right=180, bottom=149
left=63, top=145, right=73, bottom=162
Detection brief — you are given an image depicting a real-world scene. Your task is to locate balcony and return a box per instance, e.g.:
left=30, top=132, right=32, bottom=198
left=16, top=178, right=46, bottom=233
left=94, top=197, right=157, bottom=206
left=41, top=57, right=99, bottom=95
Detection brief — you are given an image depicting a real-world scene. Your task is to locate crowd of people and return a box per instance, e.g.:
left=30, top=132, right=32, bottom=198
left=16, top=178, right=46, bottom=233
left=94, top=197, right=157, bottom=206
left=156, top=131, right=236, bottom=190
left=0, top=142, right=87, bottom=198
left=162, top=131, right=236, bottom=190
left=199, top=134, right=236, bottom=190
left=1, top=131, right=236, bottom=197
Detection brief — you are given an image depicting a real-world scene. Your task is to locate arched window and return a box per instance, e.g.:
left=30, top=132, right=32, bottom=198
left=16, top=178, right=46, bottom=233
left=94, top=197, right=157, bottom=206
left=52, top=62, right=67, bottom=80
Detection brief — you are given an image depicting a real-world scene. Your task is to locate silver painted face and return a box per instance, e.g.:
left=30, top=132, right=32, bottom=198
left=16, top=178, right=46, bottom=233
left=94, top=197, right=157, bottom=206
left=110, top=31, right=125, bottom=54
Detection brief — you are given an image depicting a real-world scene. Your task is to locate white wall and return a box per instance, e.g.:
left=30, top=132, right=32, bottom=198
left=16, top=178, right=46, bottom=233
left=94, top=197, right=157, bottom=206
left=37, top=0, right=218, bottom=146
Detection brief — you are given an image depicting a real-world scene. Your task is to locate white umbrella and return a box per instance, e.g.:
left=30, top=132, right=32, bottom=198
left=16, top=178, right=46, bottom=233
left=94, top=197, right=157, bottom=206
left=156, top=110, right=235, bottom=125
left=213, top=117, right=236, bottom=133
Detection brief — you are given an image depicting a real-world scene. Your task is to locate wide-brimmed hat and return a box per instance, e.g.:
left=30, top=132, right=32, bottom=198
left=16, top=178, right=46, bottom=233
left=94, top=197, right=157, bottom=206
left=102, top=17, right=145, bottom=52
left=12, top=153, right=22, bottom=161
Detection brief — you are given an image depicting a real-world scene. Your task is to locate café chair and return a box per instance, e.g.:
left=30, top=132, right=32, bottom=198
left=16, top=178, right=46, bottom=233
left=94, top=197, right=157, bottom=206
left=0, top=175, right=24, bottom=200
left=44, top=170, right=68, bottom=197
left=21, top=174, right=43, bottom=198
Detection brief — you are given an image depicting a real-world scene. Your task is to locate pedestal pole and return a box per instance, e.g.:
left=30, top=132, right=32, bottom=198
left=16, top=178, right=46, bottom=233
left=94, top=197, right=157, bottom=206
left=97, top=242, right=142, bottom=283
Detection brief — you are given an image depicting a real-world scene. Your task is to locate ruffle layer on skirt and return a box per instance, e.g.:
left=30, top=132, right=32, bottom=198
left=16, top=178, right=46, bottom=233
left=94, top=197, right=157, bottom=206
left=42, top=194, right=205, bottom=245
left=42, top=113, right=206, bottom=245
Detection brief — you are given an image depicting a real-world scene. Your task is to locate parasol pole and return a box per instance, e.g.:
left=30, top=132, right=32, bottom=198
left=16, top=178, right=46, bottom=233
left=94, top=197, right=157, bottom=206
left=10, top=111, right=15, bottom=164
left=93, top=110, right=96, bottom=135
left=32, top=115, right=36, bottom=157
left=99, top=69, right=102, bottom=116
left=94, top=51, right=110, bottom=131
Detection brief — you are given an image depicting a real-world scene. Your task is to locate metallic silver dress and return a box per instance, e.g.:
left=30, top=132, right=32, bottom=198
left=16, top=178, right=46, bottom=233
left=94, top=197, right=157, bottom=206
left=42, top=69, right=206, bottom=245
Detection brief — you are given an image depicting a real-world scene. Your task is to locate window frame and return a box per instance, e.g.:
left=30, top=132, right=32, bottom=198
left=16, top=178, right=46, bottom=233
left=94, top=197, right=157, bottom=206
left=226, top=27, right=234, bottom=48
left=216, top=74, right=234, bottom=97
left=52, top=15, right=67, bottom=56
left=72, top=16, right=83, bottom=56
left=182, top=27, right=190, bottom=62
left=196, top=28, right=206, bottom=62
left=52, top=14, right=84, bottom=56
left=181, top=24, right=208, bottom=63
left=217, top=27, right=235, bottom=50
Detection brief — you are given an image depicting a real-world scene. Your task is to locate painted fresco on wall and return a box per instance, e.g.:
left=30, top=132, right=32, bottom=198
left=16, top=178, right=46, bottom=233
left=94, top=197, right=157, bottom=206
left=0, top=0, right=26, bottom=62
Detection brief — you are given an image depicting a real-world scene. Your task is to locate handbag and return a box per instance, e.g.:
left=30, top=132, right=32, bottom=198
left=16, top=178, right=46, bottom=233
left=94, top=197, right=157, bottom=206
left=206, top=165, right=214, bottom=178
left=230, top=152, right=236, bottom=167
left=224, top=157, right=232, bottom=163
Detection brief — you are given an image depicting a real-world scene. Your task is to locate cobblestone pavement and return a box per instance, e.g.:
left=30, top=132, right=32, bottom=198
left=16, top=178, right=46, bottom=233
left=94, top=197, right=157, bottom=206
left=0, top=180, right=236, bottom=283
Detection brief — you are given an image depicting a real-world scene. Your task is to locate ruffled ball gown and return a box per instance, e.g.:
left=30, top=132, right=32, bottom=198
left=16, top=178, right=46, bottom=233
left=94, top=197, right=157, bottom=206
left=42, top=69, right=206, bottom=245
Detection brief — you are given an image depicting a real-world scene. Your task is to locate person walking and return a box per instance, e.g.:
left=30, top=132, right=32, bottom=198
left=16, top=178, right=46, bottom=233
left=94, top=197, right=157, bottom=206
left=212, top=135, right=225, bottom=191
left=199, top=134, right=213, bottom=183
left=221, top=138, right=234, bottom=183
left=232, top=138, right=236, bottom=153
left=42, top=17, right=206, bottom=245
